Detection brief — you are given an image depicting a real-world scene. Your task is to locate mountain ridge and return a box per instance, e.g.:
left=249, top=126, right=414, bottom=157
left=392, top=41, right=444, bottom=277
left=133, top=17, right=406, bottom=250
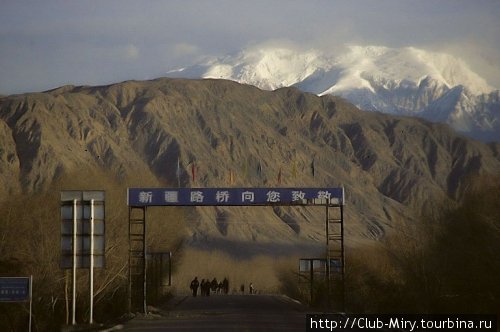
left=169, top=45, right=500, bottom=142
left=1, top=77, right=499, bottom=252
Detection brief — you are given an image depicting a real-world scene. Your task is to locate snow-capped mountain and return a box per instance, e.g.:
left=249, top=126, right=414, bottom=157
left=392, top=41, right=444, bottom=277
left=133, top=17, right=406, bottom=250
left=168, top=45, right=500, bottom=142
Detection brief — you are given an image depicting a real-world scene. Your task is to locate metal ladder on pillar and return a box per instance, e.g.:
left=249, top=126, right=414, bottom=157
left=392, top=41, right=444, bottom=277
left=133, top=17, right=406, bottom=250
left=128, top=206, right=147, bottom=313
left=326, top=203, right=345, bottom=311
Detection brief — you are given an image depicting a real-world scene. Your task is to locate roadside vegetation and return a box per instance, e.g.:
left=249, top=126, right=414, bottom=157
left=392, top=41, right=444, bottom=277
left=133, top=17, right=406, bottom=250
left=280, top=176, right=500, bottom=314
left=1, top=173, right=497, bottom=330
left=0, top=170, right=185, bottom=331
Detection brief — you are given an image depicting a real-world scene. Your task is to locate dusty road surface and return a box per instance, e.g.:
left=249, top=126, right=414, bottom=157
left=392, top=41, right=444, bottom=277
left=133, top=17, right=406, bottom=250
left=118, top=294, right=308, bottom=331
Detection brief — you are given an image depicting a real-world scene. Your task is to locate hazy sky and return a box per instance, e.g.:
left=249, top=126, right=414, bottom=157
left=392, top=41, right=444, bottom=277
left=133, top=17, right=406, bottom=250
left=1, top=0, right=499, bottom=95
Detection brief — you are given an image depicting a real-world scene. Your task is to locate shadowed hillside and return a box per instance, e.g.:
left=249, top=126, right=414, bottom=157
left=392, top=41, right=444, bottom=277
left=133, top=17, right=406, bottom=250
left=1, top=78, right=499, bottom=253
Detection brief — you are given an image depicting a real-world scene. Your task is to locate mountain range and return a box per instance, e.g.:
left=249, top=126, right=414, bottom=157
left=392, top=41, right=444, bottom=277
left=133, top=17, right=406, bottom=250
left=169, top=45, right=500, bottom=142
left=1, top=78, right=499, bottom=256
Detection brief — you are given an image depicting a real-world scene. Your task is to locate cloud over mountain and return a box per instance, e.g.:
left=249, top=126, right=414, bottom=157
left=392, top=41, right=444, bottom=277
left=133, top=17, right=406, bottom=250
left=169, top=45, right=500, bottom=142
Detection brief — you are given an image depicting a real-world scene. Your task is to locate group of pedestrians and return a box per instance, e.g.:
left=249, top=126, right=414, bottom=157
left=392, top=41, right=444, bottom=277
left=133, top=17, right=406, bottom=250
left=190, top=277, right=229, bottom=297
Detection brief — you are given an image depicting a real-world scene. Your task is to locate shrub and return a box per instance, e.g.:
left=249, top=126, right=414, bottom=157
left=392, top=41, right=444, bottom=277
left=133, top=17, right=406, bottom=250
left=0, top=170, right=186, bottom=330
left=346, top=176, right=500, bottom=314
left=280, top=177, right=500, bottom=314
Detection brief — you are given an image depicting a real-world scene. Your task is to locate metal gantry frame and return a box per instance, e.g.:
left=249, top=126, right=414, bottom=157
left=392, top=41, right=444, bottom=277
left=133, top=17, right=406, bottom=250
left=298, top=202, right=345, bottom=310
left=127, top=188, right=345, bottom=314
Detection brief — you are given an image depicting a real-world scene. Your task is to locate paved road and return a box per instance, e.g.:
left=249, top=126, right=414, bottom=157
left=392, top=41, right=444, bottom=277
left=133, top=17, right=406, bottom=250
left=117, top=294, right=308, bottom=331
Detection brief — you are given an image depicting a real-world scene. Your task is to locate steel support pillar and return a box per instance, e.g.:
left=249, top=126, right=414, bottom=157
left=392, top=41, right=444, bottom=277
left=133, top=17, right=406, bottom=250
left=128, top=206, right=147, bottom=314
left=326, top=203, right=345, bottom=311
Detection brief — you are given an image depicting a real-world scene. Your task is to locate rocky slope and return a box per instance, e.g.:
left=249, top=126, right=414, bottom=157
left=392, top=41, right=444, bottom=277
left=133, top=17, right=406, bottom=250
left=169, top=45, right=500, bottom=142
left=1, top=78, right=499, bottom=255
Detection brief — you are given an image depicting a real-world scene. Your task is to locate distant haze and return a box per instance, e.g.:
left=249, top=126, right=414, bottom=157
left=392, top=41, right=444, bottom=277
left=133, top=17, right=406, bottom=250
left=0, top=0, right=498, bottom=95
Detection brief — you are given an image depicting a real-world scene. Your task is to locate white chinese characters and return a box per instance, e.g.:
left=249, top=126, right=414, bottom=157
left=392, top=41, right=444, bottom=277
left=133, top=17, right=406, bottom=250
left=131, top=188, right=341, bottom=206
left=242, top=191, right=255, bottom=203
left=190, top=191, right=204, bottom=203
left=216, top=191, right=230, bottom=203
left=266, top=191, right=280, bottom=203
left=317, top=191, right=332, bottom=200
left=291, top=190, right=306, bottom=201
left=164, top=191, right=179, bottom=203
left=138, top=191, right=153, bottom=203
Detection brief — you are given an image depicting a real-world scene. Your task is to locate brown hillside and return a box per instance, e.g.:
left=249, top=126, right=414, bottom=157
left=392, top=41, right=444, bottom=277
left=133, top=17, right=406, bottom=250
left=1, top=78, right=499, bottom=255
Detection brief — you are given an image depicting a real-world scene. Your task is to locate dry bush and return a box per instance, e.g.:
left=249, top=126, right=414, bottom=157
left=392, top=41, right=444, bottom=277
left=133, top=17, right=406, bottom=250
left=0, top=189, right=67, bottom=331
left=278, top=268, right=339, bottom=310
left=428, top=176, right=500, bottom=313
left=345, top=176, right=500, bottom=314
left=0, top=169, right=187, bottom=331
left=277, top=176, right=500, bottom=314
left=344, top=242, right=402, bottom=313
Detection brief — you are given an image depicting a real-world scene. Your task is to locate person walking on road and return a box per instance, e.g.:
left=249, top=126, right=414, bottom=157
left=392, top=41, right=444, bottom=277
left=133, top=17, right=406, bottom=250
left=211, top=278, right=218, bottom=294
left=190, top=277, right=200, bottom=297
